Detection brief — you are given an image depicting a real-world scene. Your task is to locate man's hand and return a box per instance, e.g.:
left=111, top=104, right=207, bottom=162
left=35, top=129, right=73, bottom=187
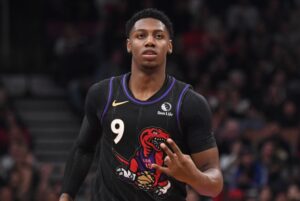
left=152, top=138, right=223, bottom=197
left=151, top=138, right=198, bottom=184
left=59, top=193, right=74, bottom=201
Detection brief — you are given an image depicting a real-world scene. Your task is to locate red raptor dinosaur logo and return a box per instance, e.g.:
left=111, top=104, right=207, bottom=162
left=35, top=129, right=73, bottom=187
left=114, top=127, right=171, bottom=197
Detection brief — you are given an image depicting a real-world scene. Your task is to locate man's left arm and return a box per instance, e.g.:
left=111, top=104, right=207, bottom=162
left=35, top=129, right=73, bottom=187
left=189, top=146, right=223, bottom=197
left=152, top=89, right=223, bottom=197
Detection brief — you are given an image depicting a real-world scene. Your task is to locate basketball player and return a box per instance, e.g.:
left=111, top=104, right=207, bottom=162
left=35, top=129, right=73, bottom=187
left=59, top=8, right=223, bottom=201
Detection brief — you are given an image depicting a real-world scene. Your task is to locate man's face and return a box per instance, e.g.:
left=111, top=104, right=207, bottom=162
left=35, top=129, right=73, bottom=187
left=127, top=18, right=172, bottom=69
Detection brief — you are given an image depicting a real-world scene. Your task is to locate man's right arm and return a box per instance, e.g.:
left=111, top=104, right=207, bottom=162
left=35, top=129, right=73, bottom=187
left=59, top=81, right=107, bottom=200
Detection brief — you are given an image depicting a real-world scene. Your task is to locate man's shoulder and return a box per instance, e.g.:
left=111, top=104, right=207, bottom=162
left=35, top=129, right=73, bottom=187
left=171, top=77, right=207, bottom=106
left=171, top=76, right=197, bottom=97
left=172, top=76, right=188, bottom=86
left=85, top=75, right=126, bottom=108
left=91, top=74, right=126, bottom=91
left=182, top=88, right=209, bottom=110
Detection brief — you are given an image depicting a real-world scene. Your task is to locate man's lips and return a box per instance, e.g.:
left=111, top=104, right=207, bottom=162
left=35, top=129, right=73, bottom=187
left=142, top=50, right=157, bottom=55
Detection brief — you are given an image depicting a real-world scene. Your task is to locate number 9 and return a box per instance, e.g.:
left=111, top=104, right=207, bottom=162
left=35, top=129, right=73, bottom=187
left=111, top=119, right=124, bottom=144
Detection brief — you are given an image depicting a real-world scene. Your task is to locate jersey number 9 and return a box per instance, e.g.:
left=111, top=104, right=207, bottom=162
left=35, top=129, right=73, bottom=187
left=111, top=119, right=124, bottom=144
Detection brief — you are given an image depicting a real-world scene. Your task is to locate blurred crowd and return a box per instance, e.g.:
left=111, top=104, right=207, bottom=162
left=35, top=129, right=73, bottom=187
left=0, top=83, right=63, bottom=201
left=1, top=0, right=300, bottom=200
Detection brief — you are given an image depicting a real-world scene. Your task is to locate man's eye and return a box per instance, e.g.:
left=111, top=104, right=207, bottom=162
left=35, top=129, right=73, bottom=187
left=155, top=34, right=163, bottom=39
left=137, top=34, right=145, bottom=39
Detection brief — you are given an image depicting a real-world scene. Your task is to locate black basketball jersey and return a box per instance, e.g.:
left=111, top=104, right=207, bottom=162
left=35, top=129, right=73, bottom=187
left=89, top=73, right=216, bottom=201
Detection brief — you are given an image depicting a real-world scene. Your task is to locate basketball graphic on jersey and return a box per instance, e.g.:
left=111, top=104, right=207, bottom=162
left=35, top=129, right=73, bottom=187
left=114, top=127, right=171, bottom=197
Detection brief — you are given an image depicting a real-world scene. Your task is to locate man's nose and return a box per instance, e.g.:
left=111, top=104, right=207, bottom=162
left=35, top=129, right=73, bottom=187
left=145, top=36, right=155, bottom=47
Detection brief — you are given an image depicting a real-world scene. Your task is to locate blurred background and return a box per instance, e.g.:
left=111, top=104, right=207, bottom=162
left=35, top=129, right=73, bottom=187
left=1, top=0, right=300, bottom=200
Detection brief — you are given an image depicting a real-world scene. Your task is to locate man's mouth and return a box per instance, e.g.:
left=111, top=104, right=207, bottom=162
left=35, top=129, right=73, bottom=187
left=142, top=50, right=157, bottom=60
left=142, top=50, right=157, bottom=55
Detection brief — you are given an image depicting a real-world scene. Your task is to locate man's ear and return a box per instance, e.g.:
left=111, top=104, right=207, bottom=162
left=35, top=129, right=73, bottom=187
left=168, top=40, right=173, bottom=54
left=126, top=38, right=131, bottom=53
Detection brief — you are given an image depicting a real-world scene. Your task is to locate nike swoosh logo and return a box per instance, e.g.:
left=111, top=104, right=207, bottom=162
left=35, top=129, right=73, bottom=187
left=112, top=100, right=129, bottom=107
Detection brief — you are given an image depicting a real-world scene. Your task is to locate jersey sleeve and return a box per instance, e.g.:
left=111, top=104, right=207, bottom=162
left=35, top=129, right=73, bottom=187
left=180, top=89, right=216, bottom=154
left=61, top=80, right=109, bottom=198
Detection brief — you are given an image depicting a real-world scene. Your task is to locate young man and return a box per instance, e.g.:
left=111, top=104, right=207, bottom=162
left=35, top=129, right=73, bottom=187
left=59, top=8, right=223, bottom=201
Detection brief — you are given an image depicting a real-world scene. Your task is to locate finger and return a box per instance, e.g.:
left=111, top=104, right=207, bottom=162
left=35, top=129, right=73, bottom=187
left=160, top=143, right=175, bottom=159
left=151, top=163, right=171, bottom=175
left=164, top=156, right=171, bottom=166
left=166, top=138, right=184, bottom=158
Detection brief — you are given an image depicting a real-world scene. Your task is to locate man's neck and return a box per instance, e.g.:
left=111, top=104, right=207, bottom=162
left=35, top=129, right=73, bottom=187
left=129, top=67, right=166, bottom=101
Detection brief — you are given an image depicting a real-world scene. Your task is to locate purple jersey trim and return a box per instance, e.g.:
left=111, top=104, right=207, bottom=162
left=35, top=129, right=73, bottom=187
left=122, top=73, right=175, bottom=105
left=101, top=77, right=114, bottom=124
left=176, top=85, right=190, bottom=134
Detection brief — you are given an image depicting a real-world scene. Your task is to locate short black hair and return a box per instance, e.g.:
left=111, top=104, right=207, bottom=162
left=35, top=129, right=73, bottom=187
left=125, top=8, right=174, bottom=39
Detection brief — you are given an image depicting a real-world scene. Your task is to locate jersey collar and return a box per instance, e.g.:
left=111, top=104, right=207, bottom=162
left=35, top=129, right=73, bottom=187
left=122, top=73, right=175, bottom=105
